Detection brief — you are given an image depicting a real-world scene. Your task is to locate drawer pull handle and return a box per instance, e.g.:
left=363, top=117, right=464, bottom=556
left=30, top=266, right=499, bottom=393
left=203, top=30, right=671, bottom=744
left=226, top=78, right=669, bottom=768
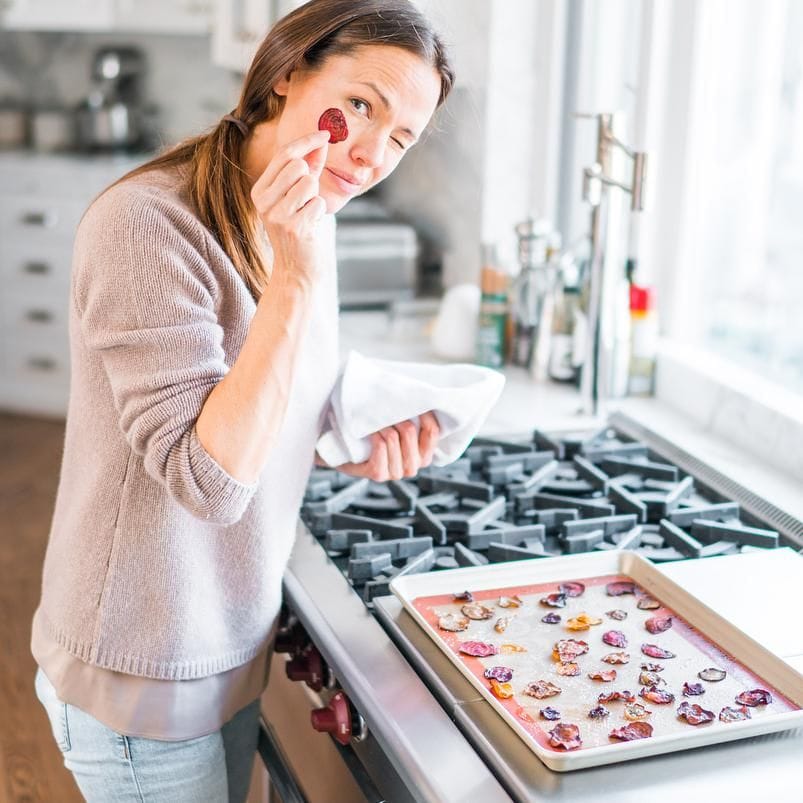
left=20, top=211, right=59, bottom=228
left=26, top=309, right=54, bottom=324
left=27, top=357, right=58, bottom=372
left=22, top=262, right=51, bottom=276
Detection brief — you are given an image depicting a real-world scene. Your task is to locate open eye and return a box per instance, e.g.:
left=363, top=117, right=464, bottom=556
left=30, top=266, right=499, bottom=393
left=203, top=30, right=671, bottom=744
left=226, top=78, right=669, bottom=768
left=349, top=98, right=370, bottom=116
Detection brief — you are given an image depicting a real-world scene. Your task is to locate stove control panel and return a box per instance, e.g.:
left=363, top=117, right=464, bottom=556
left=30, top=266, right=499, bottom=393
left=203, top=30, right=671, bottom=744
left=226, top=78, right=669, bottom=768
left=310, top=690, right=368, bottom=745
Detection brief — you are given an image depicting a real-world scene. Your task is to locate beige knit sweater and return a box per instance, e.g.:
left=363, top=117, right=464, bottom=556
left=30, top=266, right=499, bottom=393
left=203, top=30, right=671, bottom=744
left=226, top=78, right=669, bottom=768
left=32, top=167, right=340, bottom=680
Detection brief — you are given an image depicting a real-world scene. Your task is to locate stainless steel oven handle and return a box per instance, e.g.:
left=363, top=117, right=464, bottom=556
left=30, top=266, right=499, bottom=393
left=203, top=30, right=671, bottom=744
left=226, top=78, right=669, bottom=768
left=257, top=716, right=309, bottom=803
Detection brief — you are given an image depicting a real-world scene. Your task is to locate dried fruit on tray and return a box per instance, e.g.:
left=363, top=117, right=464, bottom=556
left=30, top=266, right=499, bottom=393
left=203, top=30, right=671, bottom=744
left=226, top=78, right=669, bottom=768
left=624, top=702, right=652, bottom=721
left=641, top=662, right=665, bottom=673
left=556, top=662, right=581, bottom=677
left=719, top=705, right=752, bottom=722
left=500, top=642, right=528, bottom=654
left=552, top=639, right=590, bottom=663
left=606, top=581, right=637, bottom=596
left=540, top=706, right=561, bottom=721
left=559, top=581, right=586, bottom=597
left=639, top=671, right=665, bottom=687
left=459, top=640, right=499, bottom=657
left=588, top=669, right=617, bottom=682
left=548, top=723, right=583, bottom=750
left=637, top=597, right=661, bottom=610
left=438, top=613, right=470, bottom=632
left=639, top=687, right=675, bottom=705
left=489, top=678, right=514, bottom=699
left=484, top=666, right=514, bottom=683
left=677, top=701, right=715, bottom=725
left=609, top=721, right=653, bottom=741
left=607, top=609, right=628, bottom=620
left=644, top=616, right=673, bottom=634
left=498, top=594, right=523, bottom=608
left=735, top=689, right=773, bottom=707
left=541, top=612, right=562, bottom=624
left=698, top=667, right=726, bottom=682
left=601, top=651, right=630, bottom=665
left=566, top=613, right=603, bottom=631
left=540, top=592, right=568, bottom=608
left=598, top=690, right=636, bottom=704
left=588, top=705, right=610, bottom=719
left=641, top=643, right=676, bottom=659
left=602, top=630, right=628, bottom=648
left=462, top=603, right=494, bottom=620
left=524, top=680, right=562, bottom=699
left=318, top=108, right=348, bottom=142
left=453, top=591, right=473, bottom=602
left=494, top=617, right=511, bottom=634
left=682, top=682, right=705, bottom=696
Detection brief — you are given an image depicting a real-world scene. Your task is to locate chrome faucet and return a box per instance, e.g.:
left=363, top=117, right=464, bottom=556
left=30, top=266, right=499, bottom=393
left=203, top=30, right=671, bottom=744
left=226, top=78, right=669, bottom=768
left=576, top=111, right=648, bottom=416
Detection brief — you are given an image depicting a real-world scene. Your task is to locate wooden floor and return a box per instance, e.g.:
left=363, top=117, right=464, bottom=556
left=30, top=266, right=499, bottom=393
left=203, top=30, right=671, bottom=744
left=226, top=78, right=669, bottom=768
left=0, top=413, right=83, bottom=802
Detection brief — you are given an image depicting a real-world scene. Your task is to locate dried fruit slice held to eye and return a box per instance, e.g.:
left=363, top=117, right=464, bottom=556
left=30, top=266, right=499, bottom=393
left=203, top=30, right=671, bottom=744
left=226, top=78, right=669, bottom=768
left=640, top=687, right=675, bottom=705
left=556, top=662, right=581, bottom=677
left=607, top=609, right=628, bottom=620
left=682, top=682, right=705, bottom=696
left=588, top=669, right=617, bottom=682
left=719, top=705, right=752, bottom=722
left=637, top=597, right=661, bottom=610
left=489, top=679, right=514, bottom=699
left=318, top=107, right=348, bottom=143
left=601, top=651, right=630, bottom=665
left=644, top=616, right=673, bottom=634
left=484, top=666, right=514, bottom=682
left=498, top=595, right=523, bottom=608
left=606, top=581, right=637, bottom=597
left=438, top=613, right=470, bottom=632
left=540, top=706, right=561, bottom=721
left=548, top=723, right=583, bottom=750
left=677, top=701, right=715, bottom=725
left=541, top=612, right=562, bottom=624
left=609, top=721, right=653, bottom=741
left=540, top=592, right=568, bottom=608
left=698, top=667, right=726, bottom=682
left=524, top=680, right=562, bottom=699
left=624, top=702, right=652, bottom=721
left=735, top=689, right=773, bottom=707
left=459, top=640, right=498, bottom=657
left=462, top=603, right=495, bottom=620
left=588, top=705, right=610, bottom=719
left=566, top=613, right=603, bottom=631
left=559, top=581, right=586, bottom=597
left=602, top=630, right=628, bottom=648
left=641, top=643, right=676, bottom=659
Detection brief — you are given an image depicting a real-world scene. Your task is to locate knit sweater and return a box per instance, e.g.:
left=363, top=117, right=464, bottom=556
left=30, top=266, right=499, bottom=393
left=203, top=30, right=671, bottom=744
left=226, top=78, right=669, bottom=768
left=32, top=167, right=340, bottom=680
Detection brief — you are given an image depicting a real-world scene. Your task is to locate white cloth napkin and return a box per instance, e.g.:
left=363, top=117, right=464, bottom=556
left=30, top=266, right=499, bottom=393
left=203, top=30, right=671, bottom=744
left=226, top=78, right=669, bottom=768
left=316, top=350, right=505, bottom=467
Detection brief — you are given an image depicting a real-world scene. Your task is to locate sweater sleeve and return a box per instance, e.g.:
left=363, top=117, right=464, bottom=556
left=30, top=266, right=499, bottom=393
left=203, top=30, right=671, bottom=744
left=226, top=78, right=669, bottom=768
left=73, top=184, right=257, bottom=526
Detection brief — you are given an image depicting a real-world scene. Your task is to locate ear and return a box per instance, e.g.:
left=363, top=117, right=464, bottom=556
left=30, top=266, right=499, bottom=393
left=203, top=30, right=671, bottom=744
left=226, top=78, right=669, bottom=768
left=273, top=71, right=294, bottom=97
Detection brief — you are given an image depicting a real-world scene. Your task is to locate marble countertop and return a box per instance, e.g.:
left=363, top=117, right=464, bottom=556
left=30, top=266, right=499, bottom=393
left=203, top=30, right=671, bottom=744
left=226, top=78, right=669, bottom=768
left=338, top=308, right=803, bottom=528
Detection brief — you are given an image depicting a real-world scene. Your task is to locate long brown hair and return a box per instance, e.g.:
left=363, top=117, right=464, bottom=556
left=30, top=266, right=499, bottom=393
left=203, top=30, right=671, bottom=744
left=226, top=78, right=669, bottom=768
left=119, top=0, right=454, bottom=299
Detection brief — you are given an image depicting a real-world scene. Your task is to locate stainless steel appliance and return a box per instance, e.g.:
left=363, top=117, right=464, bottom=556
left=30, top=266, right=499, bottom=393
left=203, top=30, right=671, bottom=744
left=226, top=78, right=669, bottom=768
left=258, top=412, right=803, bottom=801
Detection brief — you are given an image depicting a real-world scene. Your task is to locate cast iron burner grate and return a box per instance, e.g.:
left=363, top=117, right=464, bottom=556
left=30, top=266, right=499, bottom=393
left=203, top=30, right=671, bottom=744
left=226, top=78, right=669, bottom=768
left=300, top=427, right=786, bottom=608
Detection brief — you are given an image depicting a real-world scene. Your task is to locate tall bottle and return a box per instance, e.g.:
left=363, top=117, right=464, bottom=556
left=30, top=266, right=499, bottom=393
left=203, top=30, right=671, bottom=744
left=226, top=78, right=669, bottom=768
left=475, top=243, right=509, bottom=369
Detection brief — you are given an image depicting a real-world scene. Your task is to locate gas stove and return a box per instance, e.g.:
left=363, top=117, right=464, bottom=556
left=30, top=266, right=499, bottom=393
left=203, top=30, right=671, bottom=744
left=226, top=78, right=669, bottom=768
left=262, top=412, right=803, bottom=803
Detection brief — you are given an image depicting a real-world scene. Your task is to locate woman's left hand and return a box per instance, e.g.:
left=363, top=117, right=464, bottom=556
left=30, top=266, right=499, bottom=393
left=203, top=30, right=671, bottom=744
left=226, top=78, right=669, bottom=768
left=324, top=411, right=441, bottom=481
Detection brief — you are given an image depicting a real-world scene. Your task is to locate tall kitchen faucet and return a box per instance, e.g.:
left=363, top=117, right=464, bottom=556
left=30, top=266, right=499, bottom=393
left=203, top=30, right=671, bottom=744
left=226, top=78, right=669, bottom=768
left=576, top=111, right=648, bottom=416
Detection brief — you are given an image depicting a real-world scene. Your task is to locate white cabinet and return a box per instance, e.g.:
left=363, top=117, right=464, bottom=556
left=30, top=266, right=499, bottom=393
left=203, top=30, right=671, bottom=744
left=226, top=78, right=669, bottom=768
left=0, top=0, right=212, bottom=33
left=0, top=152, right=146, bottom=418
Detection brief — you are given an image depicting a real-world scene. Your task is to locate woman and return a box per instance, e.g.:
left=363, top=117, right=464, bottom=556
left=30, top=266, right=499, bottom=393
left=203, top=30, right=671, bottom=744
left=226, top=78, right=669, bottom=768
left=31, top=1, right=454, bottom=799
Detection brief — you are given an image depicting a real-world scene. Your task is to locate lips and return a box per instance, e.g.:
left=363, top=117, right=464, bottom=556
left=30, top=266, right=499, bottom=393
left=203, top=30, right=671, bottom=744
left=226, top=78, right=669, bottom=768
left=325, top=167, right=364, bottom=190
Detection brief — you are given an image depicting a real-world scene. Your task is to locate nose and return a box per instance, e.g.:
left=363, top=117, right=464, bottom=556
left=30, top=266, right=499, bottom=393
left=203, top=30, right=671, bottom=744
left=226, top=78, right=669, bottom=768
left=349, top=129, right=385, bottom=170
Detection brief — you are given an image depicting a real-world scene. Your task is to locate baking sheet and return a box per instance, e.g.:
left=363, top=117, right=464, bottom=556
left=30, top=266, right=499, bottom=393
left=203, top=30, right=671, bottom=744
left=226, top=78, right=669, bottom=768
left=390, top=551, right=803, bottom=771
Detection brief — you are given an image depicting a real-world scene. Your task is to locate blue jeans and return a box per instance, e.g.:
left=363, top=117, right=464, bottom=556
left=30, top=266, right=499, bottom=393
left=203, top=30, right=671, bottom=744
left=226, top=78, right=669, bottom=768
left=34, top=667, right=260, bottom=802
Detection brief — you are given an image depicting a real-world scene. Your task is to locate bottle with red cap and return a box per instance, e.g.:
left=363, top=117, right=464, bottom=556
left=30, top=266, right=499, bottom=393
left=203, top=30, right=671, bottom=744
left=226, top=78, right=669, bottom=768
left=628, top=283, right=658, bottom=395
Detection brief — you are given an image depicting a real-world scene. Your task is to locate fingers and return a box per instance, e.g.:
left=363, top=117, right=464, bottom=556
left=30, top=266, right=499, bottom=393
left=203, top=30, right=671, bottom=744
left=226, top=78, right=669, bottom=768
left=418, top=411, right=440, bottom=468
left=304, top=140, right=329, bottom=179
left=251, top=129, right=331, bottom=197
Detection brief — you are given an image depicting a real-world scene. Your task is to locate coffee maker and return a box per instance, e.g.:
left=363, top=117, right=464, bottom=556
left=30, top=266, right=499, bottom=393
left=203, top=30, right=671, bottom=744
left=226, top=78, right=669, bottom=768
left=75, top=47, right=149, bottom=151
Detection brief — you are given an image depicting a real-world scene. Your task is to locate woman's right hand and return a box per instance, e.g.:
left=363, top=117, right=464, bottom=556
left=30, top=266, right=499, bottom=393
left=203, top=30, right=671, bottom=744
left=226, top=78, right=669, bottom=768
left=250, top=129, right=331, bottom=292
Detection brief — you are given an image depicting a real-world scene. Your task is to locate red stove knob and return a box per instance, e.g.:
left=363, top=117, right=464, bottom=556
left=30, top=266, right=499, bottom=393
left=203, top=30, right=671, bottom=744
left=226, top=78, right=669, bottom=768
left=310, top=691, right=352, bottom=745
left=274, top=624, right=308, bottom=655
left=285, top=646, right=325, bottom=691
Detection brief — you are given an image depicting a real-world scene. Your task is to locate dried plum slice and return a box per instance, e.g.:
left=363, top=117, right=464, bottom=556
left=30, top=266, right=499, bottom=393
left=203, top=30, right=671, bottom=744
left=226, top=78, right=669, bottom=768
left=318, top=107, right=348, bottom=142
left=461, top=602, right=494, bottom=620
left=452, top=590, right=474, bottom=602
left=548, top=723, right=582, bottom=750
left=624, top=702, right=652, bottom=721
left=498, top=595, right=523, bottom=608
left=641, top=661, right=665, bottom=672
left=682, top=682, right=705, bottom=696
left=601, top=651, right=630, bottom=665
left=540, top=592, right=568, bottom=608
left=609, top=721, right=653, bottom=741
left=645, top=616, right=673, bottom=634
left=641, top=643, right=676, bottom=659
left=438, top=613, right=470, bottom=632
left=637, top=597, right=661, bottom=610
left=607, top=609, right=628, bottom=620
left=559, top=581, right=586, bottom=598
left=588, top=705, right=610, bottom=719
left=500, top=642, right=527, bottom=654
left=719, top=705, right=752, bottom=723
left=524, top=680, right=562, bottom=699
left=553, top=639, right=590, bottom=662
left=484, top=666, right=514, bottom=683
left=458, top=640, right=498, bottom=657
left=698, top=667, right=726, bottom=682
left=541, top=612, right=562, bottom=624
left=494, top=616, right=511, bottom=633
left=677, top=701, right=715, bottom=725
left=588, top=669, right=617, bottom=682
left=639, top=686, right=675, bottom=705
left=639, top=671, right=665, bottom=687
left=606, top=581, right=637, bottom=597
left=602, top=630, right=628, bottom=648
left=735, top=689, right=773, bottom=707
left=556, top=662, right=581, bottom=677
left=489, top=678, right=514, bottom=699
left=566, top=613, right=602, bottom=631
left=598, top=690, right=636, bottom=704
left=540, top=706, right=561, bottom=721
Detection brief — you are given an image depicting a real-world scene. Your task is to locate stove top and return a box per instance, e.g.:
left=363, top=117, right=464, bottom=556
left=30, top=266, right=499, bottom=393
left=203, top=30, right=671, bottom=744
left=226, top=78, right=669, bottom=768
left=301, top=418, right=792, bottom=610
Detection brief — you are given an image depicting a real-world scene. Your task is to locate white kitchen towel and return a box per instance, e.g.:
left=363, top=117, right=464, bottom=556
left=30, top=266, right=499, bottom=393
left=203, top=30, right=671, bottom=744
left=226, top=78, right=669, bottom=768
left=316, top=350, right=505, bottom=467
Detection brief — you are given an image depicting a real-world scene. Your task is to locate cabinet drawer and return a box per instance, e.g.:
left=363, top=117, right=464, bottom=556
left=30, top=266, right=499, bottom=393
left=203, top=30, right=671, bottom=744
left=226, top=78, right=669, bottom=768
left=0, top=243, right=73, bottom=290
left=2, top=289, right=70, bottom=346
left=0, top=195, right=86, bottom=246
left=1, top=333, right=71, bottom=386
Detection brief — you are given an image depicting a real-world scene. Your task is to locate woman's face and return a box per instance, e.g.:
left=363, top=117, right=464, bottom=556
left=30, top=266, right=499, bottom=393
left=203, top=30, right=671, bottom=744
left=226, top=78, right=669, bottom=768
left=271, top=45, right=442, bottom=213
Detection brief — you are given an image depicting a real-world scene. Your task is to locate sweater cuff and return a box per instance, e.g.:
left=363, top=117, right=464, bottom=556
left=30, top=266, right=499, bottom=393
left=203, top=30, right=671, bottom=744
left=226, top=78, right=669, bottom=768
left=187, top=427, right=258, bottom=524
